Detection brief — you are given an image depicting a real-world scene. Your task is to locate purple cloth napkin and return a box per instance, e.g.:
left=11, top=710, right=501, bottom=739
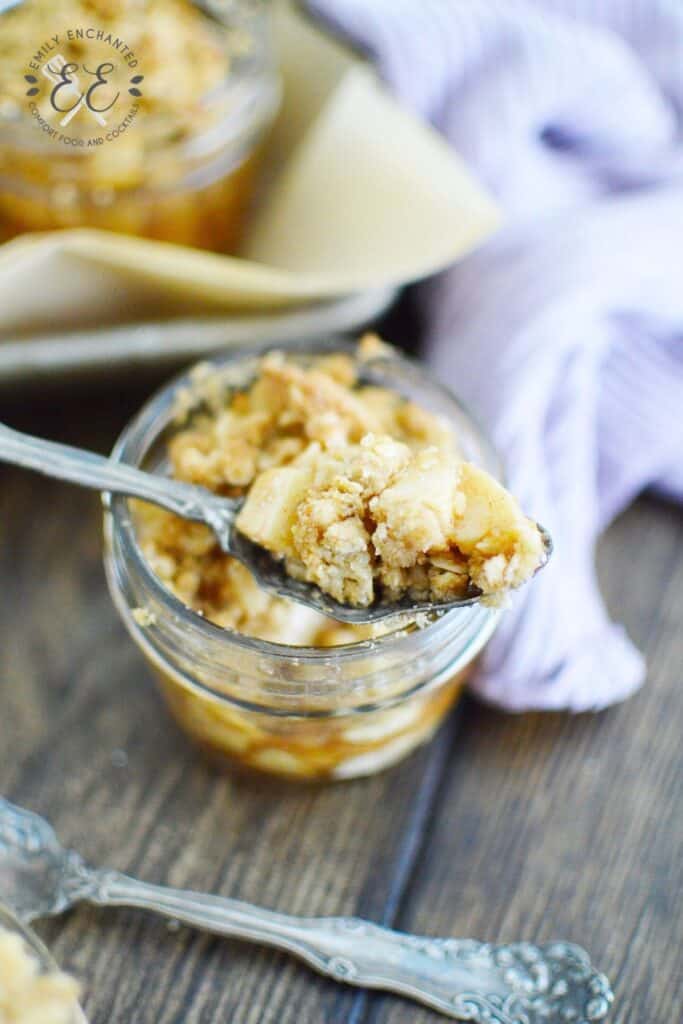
left=309, top=0, right=683, bottom=711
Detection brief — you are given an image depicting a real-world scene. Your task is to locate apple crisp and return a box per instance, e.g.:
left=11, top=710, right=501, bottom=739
left=0, top=0, right=235, bottom=169
left=238, top=434, right=543, bottom=607
left=136, top=336, right=543, bottom=636
left=0, top=927, right=79, bottom=1024
left=0, top=0, right=274, bottom=250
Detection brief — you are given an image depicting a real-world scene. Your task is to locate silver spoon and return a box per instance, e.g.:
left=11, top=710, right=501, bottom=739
left=0, top=422, right=552, bottom=625
left=0, top=797, right=611, bottom=1023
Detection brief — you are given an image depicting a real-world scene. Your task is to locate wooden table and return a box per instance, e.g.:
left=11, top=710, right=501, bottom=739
left=2, top=377, right=681, bottom=1024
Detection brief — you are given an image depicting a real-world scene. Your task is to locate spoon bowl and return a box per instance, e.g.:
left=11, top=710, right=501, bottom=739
left=230, top=523, right=553, bottom=624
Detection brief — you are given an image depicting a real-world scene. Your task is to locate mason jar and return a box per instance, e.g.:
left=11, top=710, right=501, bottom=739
left=0, top=0, right=280, bottom=252
left=103, top=340, right=501, bottom=781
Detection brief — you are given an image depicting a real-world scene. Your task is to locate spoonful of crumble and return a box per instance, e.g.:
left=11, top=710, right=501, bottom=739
left=0, top=342, right=551, bottom=625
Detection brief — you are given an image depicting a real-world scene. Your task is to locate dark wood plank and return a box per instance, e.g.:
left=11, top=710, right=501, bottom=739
left=0, top=384, right=455, bottom=1024
left=367, top=497, right=683, bottom=1024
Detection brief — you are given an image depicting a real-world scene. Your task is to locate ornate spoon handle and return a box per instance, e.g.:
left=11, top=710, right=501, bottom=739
left=80, top=869, right=612, bottom=1022
left=0, top=422, right=238, bottom=544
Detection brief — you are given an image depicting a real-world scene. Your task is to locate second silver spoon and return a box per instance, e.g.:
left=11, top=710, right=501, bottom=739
left=0, top=797, right=612, bottom=1024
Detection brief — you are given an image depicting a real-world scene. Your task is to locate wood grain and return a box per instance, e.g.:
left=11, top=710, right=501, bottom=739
left=370, top=497, right=683, bottom=1024
left=1, top=385, right=681, bottom=1024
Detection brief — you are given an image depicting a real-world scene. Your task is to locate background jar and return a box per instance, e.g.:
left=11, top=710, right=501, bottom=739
left=0, top=0, right=280, bottom=252
left=103, top=340, right=502, bottom=781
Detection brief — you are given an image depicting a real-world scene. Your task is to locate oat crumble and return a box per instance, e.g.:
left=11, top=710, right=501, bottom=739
left=0, top=928, right=80, bottom=1024
left=135, top=338, right=543, bottom=638
left=0, top=0, right=233, bottom=166
left=0, top=0, right=273, bottom=250
left=132, top=606, right=156, bottom=627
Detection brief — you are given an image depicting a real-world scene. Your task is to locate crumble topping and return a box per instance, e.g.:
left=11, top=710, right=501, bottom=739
left=136, top=339, right=542, bottom=640
left=0, top=0, right=234, bottom=155
left=132, top=606, right=156, bottom=627
left=0, top=928, right=80, bottom=1024
left=167, top=348, right=456, bottom=494
left=238, top=433, right=544, bottom=607
left=0, top=0, right=271, bottom=252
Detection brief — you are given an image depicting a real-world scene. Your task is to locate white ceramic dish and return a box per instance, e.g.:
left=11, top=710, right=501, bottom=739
left=0, top=286, right=394, bottom=384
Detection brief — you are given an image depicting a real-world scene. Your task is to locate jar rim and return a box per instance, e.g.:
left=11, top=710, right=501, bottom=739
left=107, top=336, right=502, bottom=662
left=0, top=901, right=63, bottom=978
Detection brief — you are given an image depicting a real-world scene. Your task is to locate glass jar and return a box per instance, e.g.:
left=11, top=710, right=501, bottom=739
left=103, top=340, right=501, bottom=781
left=0, top=0, right=280, bottom=252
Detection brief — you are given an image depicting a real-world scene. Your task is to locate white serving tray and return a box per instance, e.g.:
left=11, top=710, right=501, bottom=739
left=0, top=286, right=395, bottom=384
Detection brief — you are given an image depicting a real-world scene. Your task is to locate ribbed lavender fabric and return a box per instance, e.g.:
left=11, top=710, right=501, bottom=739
left=308, top=0, right=683, bottom=710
